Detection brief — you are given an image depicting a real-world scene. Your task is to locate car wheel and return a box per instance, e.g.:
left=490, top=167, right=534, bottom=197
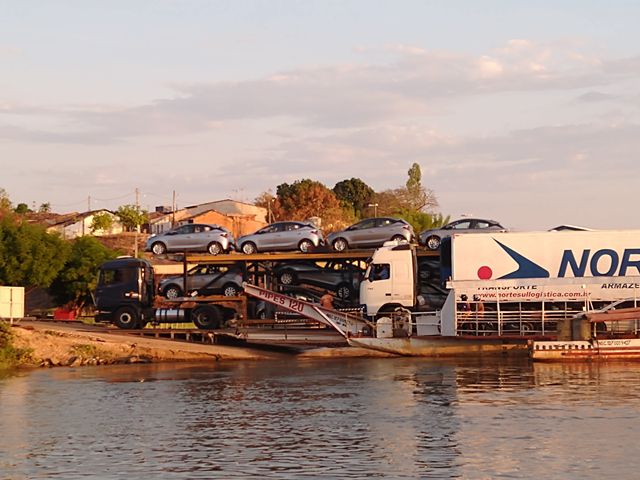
left=163, top=285, right=183, bottom=299
left=336, top=283, right=353, bottom=300
left=113, top=306, right=139, bottom=330
left=241, top=242, right=257, bottom=255
left=207, top=242, right=223, bottom=255
left=278, top=270, right=298, bottom=286
left=391, top=235, right=406, bottom=243
left=222, top=283, right=241, bottom=297
left=425, top=235, right=441, bottom=250
left=151, top=242, right=167, bottom=255
left=192, top=305, right=222, bottom=330
left=332, top=238, right=348, bottom=252
left=299, top=239, right=314, bottom=253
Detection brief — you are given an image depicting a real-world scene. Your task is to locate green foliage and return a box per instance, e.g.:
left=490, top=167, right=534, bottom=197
left=49, top=236, right=117, bottom=310
left=0, top=322, right=32, bottom=369
left=0, top=218, right=70, bottom=288
left=396, top=210, right=450, bottom=234
left=333, top=178, right=375, bottom=219
left=274, top=179, right=354, bottom=229
left=116, top=204, right=148, bottom=231
left=0, top=188, right=12, bottom=214
left=14, top=203, right=31, bottom=214
left=90, top=212, right=114, bottom=233
left=38, top=203, right=51, bottom=213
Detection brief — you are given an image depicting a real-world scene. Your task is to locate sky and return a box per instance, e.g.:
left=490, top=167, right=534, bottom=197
left=1, top=0, right=639, bottom=231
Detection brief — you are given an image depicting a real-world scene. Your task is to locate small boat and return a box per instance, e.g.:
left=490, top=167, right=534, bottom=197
left=530, top=306, right=640, bottom=362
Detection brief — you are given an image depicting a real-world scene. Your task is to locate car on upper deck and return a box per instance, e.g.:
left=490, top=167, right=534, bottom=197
left=145, top=223, right=234, bottom=256
left=419, top=218, right=506, bottom=250
left=236, top=221, right=324, bottom=254
left=327, top=217, right=414, bottom=252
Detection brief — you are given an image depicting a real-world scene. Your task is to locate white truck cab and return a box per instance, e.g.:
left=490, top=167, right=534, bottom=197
left=360, top=242, right=417, bottom=316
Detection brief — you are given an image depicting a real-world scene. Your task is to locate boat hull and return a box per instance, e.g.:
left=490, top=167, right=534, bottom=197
left=347, top=335, right=530, bottom=357
left=530, top=338, right=640, bottom=362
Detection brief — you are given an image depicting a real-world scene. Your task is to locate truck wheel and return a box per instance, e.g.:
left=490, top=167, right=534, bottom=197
left=151, top=242, right=167, bottom=255
left=114, top=306, right=139, bottom=329
left=332, top=238, right=348, bottom=252
left=425, top=235, right=441, bottom=250
left=192, top=305, right=222, bottom=330
left=207, top=242, right=223, bottom=255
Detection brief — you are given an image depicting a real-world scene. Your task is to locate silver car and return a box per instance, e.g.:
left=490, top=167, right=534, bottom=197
left=158, top=264, right=243, bottom=299
left=273, top=260, right=365, bottom=300
left=236, top=221, right=324, bottom=254
left=327, top=217, right=414, bottom=252
left=145, top=223, right=234, bottom=256
left=419, top=218, right=506, bottom=250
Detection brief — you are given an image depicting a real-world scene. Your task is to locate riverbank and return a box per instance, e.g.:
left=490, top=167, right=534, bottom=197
left=2, top=321, right=392, bottom=369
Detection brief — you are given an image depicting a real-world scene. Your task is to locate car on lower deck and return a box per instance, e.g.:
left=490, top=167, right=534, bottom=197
left=273, top=260, right=365, bottom=301
left=327, top=217, right=415, bottom=251
left=158, top=264, right=243, bottom=299
left=146, top=223, right=235, bottom=256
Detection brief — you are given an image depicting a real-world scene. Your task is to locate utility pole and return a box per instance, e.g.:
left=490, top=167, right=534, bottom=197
left=172, top=190, right=176, bottom=227
left=134, top=187, right=139, bottom=257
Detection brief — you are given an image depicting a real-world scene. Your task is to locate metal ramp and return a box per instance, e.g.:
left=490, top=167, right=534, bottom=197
left=243, top=283, right=373, bottom=337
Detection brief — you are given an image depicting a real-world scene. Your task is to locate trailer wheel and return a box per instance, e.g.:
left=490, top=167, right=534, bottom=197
left=207, top=242, right=223, bottom=255
left=425, top=235, right=441, bottom=250
left=332, top=238, right=348, bottom=252
left=192, top=305, right=222, bottom=330
left=113, top=306, right=139, bottom=329
left=151, top=242, right=167, bottom=255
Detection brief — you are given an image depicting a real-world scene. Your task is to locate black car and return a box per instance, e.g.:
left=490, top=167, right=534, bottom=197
left=273, top=260, right=365, bottom=300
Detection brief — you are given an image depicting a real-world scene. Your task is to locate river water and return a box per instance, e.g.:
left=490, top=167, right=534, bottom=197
left=1, top=358, right=640, bottom=479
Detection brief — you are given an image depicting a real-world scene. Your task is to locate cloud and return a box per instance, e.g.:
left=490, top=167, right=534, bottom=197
left=1, top=39, right=638, bottom=145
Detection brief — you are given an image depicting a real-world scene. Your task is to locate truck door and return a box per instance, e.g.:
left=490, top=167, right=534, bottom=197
left=361, top=262, right=392, bottom=315
left=95, top=266, right=140, bottom=312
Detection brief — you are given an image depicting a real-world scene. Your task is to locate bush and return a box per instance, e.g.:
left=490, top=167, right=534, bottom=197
left=0, top=322, right=32, bottom=369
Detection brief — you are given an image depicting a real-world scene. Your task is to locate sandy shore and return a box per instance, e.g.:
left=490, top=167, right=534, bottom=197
left=9, top=321, right=393, bottom=367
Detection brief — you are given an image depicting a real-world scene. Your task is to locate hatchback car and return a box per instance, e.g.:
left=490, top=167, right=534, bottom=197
left=327, top=217, right=414, bottom=252
left=236, top=221, right=324, bottom=254
left=158, top=264, right=243, bottom=299
left=420, top=218, right=506, bottom=250
left=273, top=260, right=365, bottom=300
left=145, top=223, right=234, bottom=256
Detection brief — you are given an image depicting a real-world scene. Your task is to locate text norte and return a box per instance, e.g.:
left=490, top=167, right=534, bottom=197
left=558, top=248, right=640, bottom=277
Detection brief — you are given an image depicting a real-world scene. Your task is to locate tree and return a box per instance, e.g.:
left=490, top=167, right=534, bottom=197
left=49, top=236, right=117, bottom=311
left=403, top=163, right=438, bottom=212
left=14, top=203, right=31, bottom=215
left=274, top=179, right=354, bottom=230
left=254, top=191, right=276, bottom=223
left=333, top=178, right=375, bottom=219
left=90, top=212, right=114, bottom=233
left=116, top=204, right=148, bottom=231
left=38, top=202, right=51, bottom=213
left=396, top=210, right=450, bottom=234
left=0, top=189, right=12, bottom=218
left=0, top=218, right=70, bottom=289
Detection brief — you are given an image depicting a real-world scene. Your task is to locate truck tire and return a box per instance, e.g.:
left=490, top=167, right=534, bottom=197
left=113, top=306, right=139, bottom=329
left=192, top=305, right=222, bottom=330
